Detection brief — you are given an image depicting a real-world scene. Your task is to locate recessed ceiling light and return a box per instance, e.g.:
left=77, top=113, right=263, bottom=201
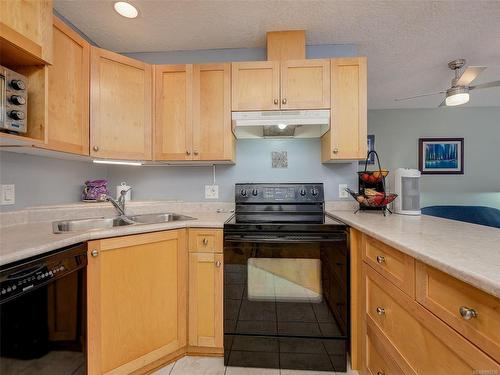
left=114, top=1, right=139, bottom=18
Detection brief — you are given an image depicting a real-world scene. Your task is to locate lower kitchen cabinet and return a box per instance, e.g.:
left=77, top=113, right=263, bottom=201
left=87, top=230, right=187, bottom=375
left=188, top=252, right=223, bottom=350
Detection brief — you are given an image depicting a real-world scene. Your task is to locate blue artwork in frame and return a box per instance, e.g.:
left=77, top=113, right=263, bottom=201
left=418, top=138, right=464, bottom=174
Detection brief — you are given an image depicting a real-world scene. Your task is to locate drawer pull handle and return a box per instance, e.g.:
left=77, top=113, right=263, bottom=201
left=203, top=238, right=208, bottom=245
left=376, top=255, right=386, bottom=264
left=215, top=260, right=222, bottom=268
left=91, top=250, right=99, bottom=257
left=377, top=372, right=385, bottom=375
left=459, top=306, right=478, bottom=320
left=376, top=307, right=385, bottom=316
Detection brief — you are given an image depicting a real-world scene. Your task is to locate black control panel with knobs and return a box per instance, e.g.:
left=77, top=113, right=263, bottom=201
left=1, top=65, right=28, bottom=133
left=235, top=183, right=324, bottom=203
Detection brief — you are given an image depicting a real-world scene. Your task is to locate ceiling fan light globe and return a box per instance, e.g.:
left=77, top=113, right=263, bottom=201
left=445, top=92, right=469, bottom=106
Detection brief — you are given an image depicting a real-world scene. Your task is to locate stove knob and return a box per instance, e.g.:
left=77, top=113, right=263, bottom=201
left=299, top=189, right=307, bottom=196
left=10, top=79, right=26, bottom=90
left=311, top=188, right=319, bottom=196
left=9, top=110, right=25, bottom=120
left=10, top=95, right=26, bottom=105
left=240, top=189, right=248, bottom=197
left=251, top=189, right=258, bottom=196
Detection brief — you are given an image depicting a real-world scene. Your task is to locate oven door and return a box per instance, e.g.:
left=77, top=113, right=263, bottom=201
left=223, top=231, right=349, bottom=372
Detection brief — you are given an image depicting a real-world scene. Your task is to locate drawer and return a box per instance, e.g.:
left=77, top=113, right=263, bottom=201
left=367, top=325, right=408, bottom=375
left=416, top=261, right=500, bottom=361
left=363, top=235, right=415, bottom=297
left=188, top=229, right=223, bottom=253
left=365, top=264, right=499, bottom=375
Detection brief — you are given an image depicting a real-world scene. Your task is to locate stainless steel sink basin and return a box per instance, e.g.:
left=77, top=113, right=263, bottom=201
left=53, top=217, right=133, bottom=233
left=125, top=213, right=196, bottom=224
left=53, top=213, right=196, bottom=233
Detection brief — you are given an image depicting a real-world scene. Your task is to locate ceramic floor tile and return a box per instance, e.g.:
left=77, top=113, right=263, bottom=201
left=170, top=356, right=225, bottom=375
left=225, top=366, right=279, bottom=375
left=152, top=361, right=175, bottom=374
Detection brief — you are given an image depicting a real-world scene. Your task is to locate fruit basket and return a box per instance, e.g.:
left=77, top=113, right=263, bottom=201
left=345, top=188, right=398, bottom=208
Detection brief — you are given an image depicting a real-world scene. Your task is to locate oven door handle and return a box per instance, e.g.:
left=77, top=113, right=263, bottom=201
left=224, top=234, right=345, bottom=243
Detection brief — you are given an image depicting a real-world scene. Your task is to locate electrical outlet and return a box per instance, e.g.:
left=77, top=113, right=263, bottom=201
left=339, top=184, right=348, bottom=199
left=205, top=185, right=219, bottom=199
left=1, top=184, right=15, bottom=205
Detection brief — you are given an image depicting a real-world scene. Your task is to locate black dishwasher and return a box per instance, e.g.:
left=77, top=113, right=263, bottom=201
left=0, top=243, right=87, bottom=374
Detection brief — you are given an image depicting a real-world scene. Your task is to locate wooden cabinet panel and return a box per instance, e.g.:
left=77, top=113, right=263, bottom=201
left=365, top=265, right=499, bottom=375
left=0, top=0, right=53, bottom=64
left=366, top=325, right=407, bottom=375
left=154, top=64, right=192, bottom=160
left=44, top=17, right=89, bottom=155
left=188, top=252, right=223, bottom=348
left=363, top=235, right=415, bottom=297
left=87, top=230, right=187, bottom=375
left=188, top=229, right=223, bottom=253
left=416, top=261, right=500, bottom=361
left=90, top=47, right=152, bottom=160
left=322, top=57, right=367, bottom=161
left=231, top=61, right=280, bottom=111
left=193, top=63, right=234, bottom=161
left=280, top=59, right=330, bottom=109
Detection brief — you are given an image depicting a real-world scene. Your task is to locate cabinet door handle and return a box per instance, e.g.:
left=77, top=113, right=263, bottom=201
left=203, top=238, right=208, bottom=245
left=459, top=306, right=478, bottom=320
left=377, top=372, right=385, bottom=375
left=273, top=99, right=279, bottom=105
left=282, top=98, right=287, bottom=105
left=376, top=255, right=386, bottom=264
left=376, top=306, right=385, bottom=316
left=194, top=150, right=199, bottom=156
left=93, top=145, right=99, bottom=152
left=215, top=260, right=222, bottom=268
left=333, top=147, right=339, bottom=154
left=186, top=150, right=191, bottom=155
left=91, top=250, right=99, bottom=257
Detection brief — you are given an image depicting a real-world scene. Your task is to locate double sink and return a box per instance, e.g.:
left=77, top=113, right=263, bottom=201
left=53, top=213, right=196, bottom=233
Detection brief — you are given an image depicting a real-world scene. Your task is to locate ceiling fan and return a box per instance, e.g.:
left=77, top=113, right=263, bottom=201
left=395, top=59, right=500, bottom=107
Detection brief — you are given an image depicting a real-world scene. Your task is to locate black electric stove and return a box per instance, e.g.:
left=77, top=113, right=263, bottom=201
left=223, top=183, right=349, bottom=372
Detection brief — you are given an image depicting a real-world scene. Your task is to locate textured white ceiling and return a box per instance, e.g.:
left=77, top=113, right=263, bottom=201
left=54, top=0, right=500, bottom=109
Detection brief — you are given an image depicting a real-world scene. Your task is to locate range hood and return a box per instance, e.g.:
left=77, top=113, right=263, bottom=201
left=232, top=110, right=330, bottom=139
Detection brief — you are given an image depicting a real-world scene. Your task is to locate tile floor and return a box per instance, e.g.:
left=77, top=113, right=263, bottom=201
left=152, top=356, right=359, bottom=375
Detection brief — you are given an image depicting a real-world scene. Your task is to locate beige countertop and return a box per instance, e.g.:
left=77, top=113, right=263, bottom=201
left=0, top=211, right=232, bottom=266
left=329, top=210, right=500, bottom=299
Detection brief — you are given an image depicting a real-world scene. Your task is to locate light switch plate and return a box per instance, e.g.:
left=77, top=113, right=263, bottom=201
left=205, top=185, right=219, bottom=199
left=1, top=184, right=15, bottom=205
left=339, top=184, right=348, bottom=199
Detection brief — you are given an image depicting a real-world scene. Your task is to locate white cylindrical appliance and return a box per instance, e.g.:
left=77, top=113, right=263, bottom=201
left=392, top=168, right=421, bottom=215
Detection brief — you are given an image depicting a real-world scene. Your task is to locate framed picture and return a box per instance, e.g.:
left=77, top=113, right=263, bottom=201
left=418, top=138, right=464, bottom=174
left=359, top=134, right=375, bottom=165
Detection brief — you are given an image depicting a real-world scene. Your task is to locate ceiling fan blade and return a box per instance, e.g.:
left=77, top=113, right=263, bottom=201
left=456, top=66, right=486, bottom=86
left=395, top=91, right=445, bottom=101
left=470, top=80, right=500, bottom=90
left=438, top=99, right=447, bottom=107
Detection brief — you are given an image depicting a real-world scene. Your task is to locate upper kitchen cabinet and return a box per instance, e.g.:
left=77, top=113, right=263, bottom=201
left=154, top=64, right=193, bottom=160
left=43, top=17, right=90, bottom=155
left=193, top=63, right=234, bottom=161
left=155, top=63, right=234, bottom=162
left=90, top=47, right=152, bottom=160
left=322, top=57, right=367, bottom=162
left=0, top=0, right=53, bottom=66
left=280, top=59, right=330, bottom=110
left=232, top=59, right=330, bottom=111
left=231, top=61, right=280, bottom=111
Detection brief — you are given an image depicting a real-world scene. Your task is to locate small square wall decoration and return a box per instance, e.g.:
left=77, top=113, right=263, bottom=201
left=272, top=151, right=288, bottom=168
left=418, top=138, right=464, bottom=174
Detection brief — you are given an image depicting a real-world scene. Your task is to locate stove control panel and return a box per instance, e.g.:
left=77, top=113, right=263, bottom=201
left=235, top=183, right=324, bottom=203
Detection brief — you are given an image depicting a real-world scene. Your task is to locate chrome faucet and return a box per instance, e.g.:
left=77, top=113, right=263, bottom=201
left=106, top=188, right=131, bottom=216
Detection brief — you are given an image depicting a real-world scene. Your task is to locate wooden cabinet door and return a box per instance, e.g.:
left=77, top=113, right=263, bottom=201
left=87, top=230, right=187, bottom=375
left=154, top=64, right=193, bottom=160
left=280, top=59, right=330, bottom=109
left=321, top=57, right=367, bottom=162
left=231, top=61, right=280, bottom=111
left=90, top=47, right=152, bottom=160
left=45, top=17, right=89, bottom=155
left=0, top=0, right=53, bottom=63
left=193, top=63, right=234, bottom=161
left=188, top=252, right=223, bottom=349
